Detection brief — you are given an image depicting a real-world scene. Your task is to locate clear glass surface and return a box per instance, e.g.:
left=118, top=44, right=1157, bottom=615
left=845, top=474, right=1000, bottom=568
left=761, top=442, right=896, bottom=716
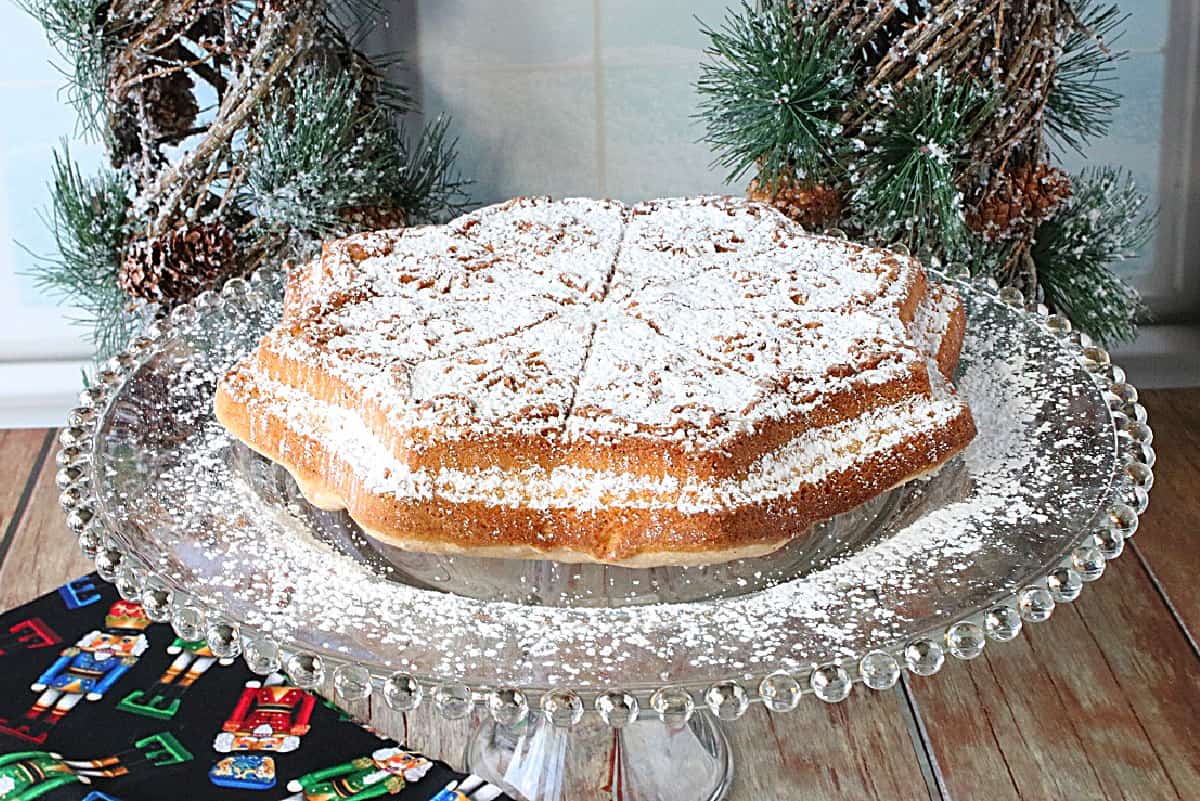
left=89, top=274, right=1120, bottom=695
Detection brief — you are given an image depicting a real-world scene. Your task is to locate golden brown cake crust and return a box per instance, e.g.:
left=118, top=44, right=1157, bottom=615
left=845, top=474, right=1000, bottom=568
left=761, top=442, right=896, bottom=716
left=214, top=195, right=976, bottom=565
left=215, top=377, right=975, bottom=564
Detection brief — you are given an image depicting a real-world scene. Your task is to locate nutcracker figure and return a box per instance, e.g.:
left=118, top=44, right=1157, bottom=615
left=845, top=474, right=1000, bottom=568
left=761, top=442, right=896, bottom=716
left=0, top=750, right=82, bottom=800
left=0, top=600, right=151, bottom=743
left=208, top=754, right=277, bottom=791
left=213, top=674, right=316, bottom=753
left=118, top=636, right=235, bottom=719
left=282, top=748, right=433, bottom=800
left=0, top=733, right=191, bottom=801
left=0, top=619, right=60, bottom=658
left=428, top=776, right=506, bottom=801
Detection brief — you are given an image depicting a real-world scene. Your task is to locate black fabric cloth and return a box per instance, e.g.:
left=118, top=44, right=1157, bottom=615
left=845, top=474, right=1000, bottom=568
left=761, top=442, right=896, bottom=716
left=0, top=574, right=507, bottom=801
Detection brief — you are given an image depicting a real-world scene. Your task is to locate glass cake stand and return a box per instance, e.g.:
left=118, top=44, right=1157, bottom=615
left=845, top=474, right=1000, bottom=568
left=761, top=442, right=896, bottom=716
left=55, top=267, right=1154, bottom=801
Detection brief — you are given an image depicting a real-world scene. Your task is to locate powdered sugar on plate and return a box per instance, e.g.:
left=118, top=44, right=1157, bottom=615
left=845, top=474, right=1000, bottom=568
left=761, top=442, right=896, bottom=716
left=93, top=275, right=1117, bottom=692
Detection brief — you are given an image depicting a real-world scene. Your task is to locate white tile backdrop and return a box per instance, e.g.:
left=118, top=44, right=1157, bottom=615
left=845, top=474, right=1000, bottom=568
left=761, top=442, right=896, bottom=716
left=387, top=0, right=737, bottom=204
left=0, top=0, right=1187, bottom=425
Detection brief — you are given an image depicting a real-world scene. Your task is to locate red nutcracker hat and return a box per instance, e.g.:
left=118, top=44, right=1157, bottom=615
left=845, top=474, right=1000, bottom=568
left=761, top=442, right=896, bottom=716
left=106, top=600, right=152, bottom=631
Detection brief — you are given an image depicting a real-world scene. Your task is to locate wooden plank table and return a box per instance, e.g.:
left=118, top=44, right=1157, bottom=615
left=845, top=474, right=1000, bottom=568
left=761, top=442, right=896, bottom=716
left=2, top=390, right=1198, bottom=800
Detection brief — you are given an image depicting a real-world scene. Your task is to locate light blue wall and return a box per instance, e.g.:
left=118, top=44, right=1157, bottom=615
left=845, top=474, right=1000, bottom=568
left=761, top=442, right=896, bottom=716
left=0, top=4, right=101, bottom=359
left=405, top=0, right=736, bottom=206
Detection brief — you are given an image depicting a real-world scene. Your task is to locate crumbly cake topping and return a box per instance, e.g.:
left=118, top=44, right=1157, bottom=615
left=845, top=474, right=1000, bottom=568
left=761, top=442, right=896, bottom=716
left=259, top=195, right=944, bottom=448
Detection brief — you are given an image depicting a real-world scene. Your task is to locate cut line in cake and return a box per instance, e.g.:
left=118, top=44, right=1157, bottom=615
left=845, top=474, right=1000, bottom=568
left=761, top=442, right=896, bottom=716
left=216, top=195, right=976, bottom=566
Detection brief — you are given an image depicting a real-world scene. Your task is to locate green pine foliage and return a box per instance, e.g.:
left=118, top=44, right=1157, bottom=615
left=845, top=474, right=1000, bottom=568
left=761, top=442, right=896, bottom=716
left=26, top=146, right=133, bottom=357
left=246, top=68, right=468, bottom=236
left=696, top=2, right=854, bottom=187
left=1046, top=1, right=1128, bottom=154
left=1032, top=167, right=1152, bottom=345
left=849, top=76, right=991, bottom=255
left=695, top=0, right=1153, bottom=342
left=247, top=69, right=398, bottom=235
left=385, top=115, right=472, bottom=223
left=17, top=0, right=110, bottom=135
left=955, top=235, right=1015, bottom=280
left=21, top=1, right=471, bottom=362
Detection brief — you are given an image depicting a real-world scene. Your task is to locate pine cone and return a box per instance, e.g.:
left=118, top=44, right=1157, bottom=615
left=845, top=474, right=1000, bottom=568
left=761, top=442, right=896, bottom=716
left=137, top=70, right=200, bottom=143
left=338, top=205, right=409, bottom=231
left=747, top=175, right=842, bottom=230
left=119, top=222, right=240, bottom=304
left=969, top=163, right=1072, bottom=241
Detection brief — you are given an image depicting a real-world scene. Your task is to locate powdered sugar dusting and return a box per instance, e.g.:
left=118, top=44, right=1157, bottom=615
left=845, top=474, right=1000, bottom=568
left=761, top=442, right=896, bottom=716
left=241, top=195, right=951, bottom=450
left=230, top=372, right=964, bottom=512
left=96, top=284, right=1118, bottom=691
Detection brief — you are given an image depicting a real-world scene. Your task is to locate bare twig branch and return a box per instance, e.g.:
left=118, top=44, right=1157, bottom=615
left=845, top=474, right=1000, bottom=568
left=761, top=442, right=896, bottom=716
left=141, top=6, right=317, bottom=230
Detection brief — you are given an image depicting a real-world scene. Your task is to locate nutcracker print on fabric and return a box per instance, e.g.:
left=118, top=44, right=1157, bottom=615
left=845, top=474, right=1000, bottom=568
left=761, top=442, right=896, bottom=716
left=0, top=732, right=192, bottom=801
left=0, top=601, right=151, bottom=744
left=427, top=776, right=506, bottom=801
left=213, top=673, right=315, bottom=754
left=207, top=673, right=316, bottom=791
left=282, top=748, right=433, bottom=800
left=208, top=753, right=278, bottom=792
left=117, top=637, right=235, bottom=720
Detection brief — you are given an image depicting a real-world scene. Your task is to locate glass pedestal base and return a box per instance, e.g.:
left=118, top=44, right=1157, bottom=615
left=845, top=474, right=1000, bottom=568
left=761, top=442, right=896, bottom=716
left=467, top=711, right=732, bottom=801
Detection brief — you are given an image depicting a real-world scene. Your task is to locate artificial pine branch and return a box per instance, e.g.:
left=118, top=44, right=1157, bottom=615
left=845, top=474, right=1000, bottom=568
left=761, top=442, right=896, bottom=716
left=244, top=66, right=468, bottom=238
left=1047, top=0, right=1127, bottom=154
left=696, top=1, right=854, bottom=188
left=142, top=4, right=317, bottom=231
left=384, top=115, right=472, bottom=223
left=24, top=0, right=472, bottom=361
left=695, top=0, right=1151, bottom=340
left=244, top=67, right=397, bottom=236
left=848, top=74, right=992, bottom=254
left=1031, top=167, right=1152, bottom=344
left=308, top=9, right=414, bottom=114
left=25, top=145, right=133, bottom=359
left=956, top=234, right=1020, bottom=281
left=17, top=0, right=111, bottom=136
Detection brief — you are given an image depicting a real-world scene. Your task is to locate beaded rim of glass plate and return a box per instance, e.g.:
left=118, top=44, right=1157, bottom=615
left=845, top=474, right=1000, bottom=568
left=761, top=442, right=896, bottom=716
left=54, top=257, right=1153, bottom=732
